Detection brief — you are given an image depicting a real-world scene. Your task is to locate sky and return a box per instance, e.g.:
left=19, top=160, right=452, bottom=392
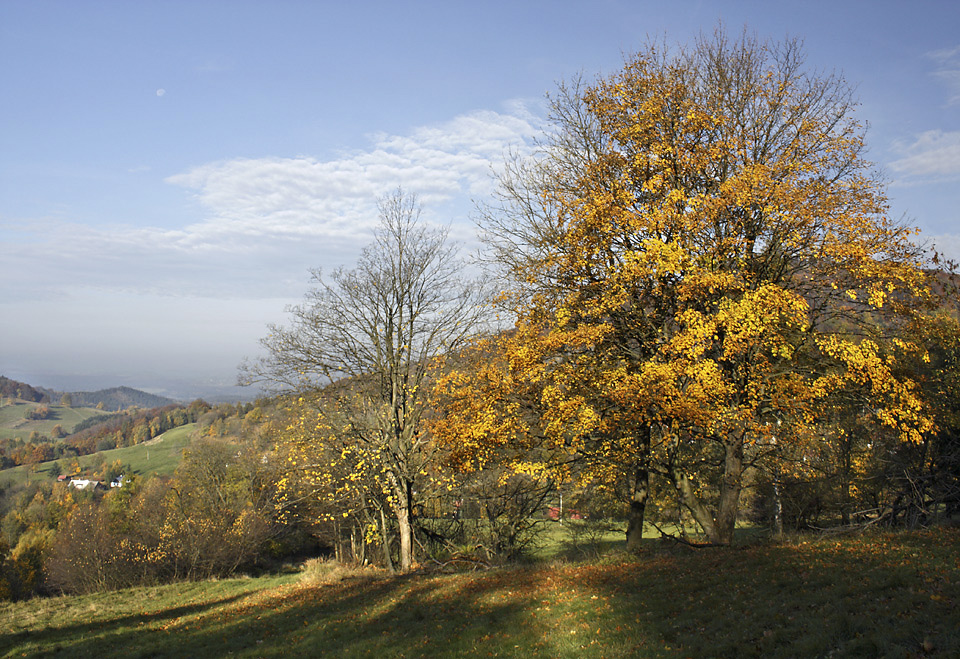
left=1, top=0, right=958, bottom=401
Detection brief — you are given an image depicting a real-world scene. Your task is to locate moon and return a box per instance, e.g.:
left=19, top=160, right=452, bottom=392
left=156, top=89, right=166, bottom=97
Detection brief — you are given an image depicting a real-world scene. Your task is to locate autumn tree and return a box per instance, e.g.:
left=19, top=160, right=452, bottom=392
left=159, top=438, right=275, bottom=579
left=434, top=28, right=938, bottom=546
left=244, top=189, right=486, bottom=570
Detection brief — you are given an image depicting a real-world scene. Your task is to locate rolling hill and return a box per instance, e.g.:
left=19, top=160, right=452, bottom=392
left=37, top=385, right=178, bottom=411
left=2, top=375, right=180, bottom=412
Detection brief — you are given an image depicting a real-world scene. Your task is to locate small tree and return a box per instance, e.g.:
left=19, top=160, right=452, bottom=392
left=245, top=189, right=486, bottom=571
left=48, top=461, right=62, bottom=479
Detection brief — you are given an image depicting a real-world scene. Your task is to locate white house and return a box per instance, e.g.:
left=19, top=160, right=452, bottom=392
left=68, top=479, right=104, bottom=491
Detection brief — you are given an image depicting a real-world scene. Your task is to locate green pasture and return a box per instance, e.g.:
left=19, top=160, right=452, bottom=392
left=98, top=423, right=197, bottom=476
left=0, top=400, right=106, bottom=441
left=0, top=423, right=197, bottom=489
left=1, top=527, right=957, bottom=658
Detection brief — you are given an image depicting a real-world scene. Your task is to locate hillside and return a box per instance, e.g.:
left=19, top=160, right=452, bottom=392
left=0, top=400, right=106, bottom=442
left=0, top=423, right=196, bottom=489
left=0, top=529, right=957, bottom=658
left=0, top=376, right=49, bottom=403
left=2, top=376, right=180, bottom=412
left=38, top=385, right=178, bottom=411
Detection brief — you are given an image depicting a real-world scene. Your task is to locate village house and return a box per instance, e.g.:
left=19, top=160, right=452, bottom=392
left=67, top=478, right=104, bottom=491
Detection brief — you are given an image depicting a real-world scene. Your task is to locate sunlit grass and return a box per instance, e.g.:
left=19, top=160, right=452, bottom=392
left=2, top=527, right=957, bottom=657
left=0, top=401, right=104, bottom=441
left=98, top=423, right=197, bottom=476
left=0, top=423, right=196, bottom=489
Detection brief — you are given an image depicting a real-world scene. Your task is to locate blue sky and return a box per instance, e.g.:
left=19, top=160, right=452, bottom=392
left=2, top=0, right=958, bottom=400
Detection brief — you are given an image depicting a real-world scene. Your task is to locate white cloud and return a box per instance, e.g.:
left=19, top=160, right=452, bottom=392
left=0, top=104, right=544, bottom=390
left=888, top=130, right=960, bottom=184
left=164, top=106, right=540, bottom=249
left=927, top=45, right=960, bottom=105
left=0, top=104, right=542, bottom=301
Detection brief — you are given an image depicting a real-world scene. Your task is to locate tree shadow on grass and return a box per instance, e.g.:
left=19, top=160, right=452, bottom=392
left=4, top=530, right=957, bottom=658
left=580, top=530, right=960, bottom=658
left=0, top=593, right=250, bottom=658
left=147, top=572, right=538, bottom=658
left=7, top=569, right=562, bottom=659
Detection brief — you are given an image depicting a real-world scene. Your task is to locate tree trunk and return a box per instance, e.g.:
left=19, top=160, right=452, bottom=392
left=714, top=436, right=745, bottom=545
left=394, top=479, right=415, bottom=571
left=397, top=504, right=413, bottom=571
left=379, top=507, right=395, bottom=574
left=839, top=435, right=852, bottom=526
left=625, top=464, right=650, bottom=552
left=672, top=435, right=745, bottom=545
left=677, top=473, right=720, bottom=542
left=625, top=427, right=652, bottom=551
left=772, top=469, right=784, bottom=538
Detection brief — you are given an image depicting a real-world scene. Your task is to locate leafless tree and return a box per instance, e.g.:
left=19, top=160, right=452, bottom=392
left=243, top=189, right=487, bottom=570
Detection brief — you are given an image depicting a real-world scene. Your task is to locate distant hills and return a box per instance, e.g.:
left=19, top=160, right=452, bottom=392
left=0, top=377, right=47, bottom=403
left=1, top=376, right=178, bottom=411
left=44, top=386, right=178, bottom=411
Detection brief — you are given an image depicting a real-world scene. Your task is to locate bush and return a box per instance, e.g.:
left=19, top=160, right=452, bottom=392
left=24, top=406, right=51, bottom=421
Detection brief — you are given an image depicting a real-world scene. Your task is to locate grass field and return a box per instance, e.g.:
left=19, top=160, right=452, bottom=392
left=1, top=527, right=957, bottom=658
left=0, top=401, right=106, bottom=441
left=0, top=424, right=197, bottom=489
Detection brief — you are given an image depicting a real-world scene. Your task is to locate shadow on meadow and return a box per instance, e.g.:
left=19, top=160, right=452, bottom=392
left=580, top=530, right=960, bottom=658
left=0, top=593, right=250, bottom=657
left=3, top=529, right=957, bottom=658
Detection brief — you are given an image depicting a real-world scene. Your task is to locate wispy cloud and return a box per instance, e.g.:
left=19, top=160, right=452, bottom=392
left=886, top=46, right=960, bottom=187
left=1, top=105, right=541, bottom=301
left=927, top=45, right=960, bottom=105
left=888, top=130, right=960, bottom=185
left=165, top=107, right=541, bottom=247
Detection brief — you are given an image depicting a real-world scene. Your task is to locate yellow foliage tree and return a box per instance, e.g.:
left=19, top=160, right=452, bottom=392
left=433, top=29, right=939, bottom=546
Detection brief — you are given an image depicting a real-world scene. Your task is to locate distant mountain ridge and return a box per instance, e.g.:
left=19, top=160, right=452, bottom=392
left=2, top=376, right=178, bottom=411
left=0, top=376, right=48, bottom=403
left=39, top=386, right=178, bottom=411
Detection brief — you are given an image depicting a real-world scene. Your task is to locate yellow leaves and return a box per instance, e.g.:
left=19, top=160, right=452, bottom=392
left=426, top=35, right=948, bottom=529
left=816, top=334, right=933, bottom=443
left=868, top=287, right=886, bottom=308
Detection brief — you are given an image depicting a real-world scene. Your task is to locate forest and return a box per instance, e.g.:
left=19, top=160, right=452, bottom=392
left=1, top=30, right=958, bottom=653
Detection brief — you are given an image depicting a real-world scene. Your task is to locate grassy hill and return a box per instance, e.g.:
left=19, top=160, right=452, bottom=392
left=0, top=528, right=957, bottom=658
left=0, top=423, right=197, bottom=489
left=0, top=400, right=107, bottom=441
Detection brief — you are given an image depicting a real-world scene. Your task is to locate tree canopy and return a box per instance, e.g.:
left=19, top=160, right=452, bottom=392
left=432, top=29, right=942, bottom=546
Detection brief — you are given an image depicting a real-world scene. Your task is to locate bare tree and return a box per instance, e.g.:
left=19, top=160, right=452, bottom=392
left=243, top=189, right=487, bottom=570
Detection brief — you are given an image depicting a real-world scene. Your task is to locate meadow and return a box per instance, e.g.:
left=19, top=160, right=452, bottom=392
left=0, top=401, right=103, bottom=442
left=0, top=423, right=196, bottom=489
left=1, top=527, right=957, bottom=658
